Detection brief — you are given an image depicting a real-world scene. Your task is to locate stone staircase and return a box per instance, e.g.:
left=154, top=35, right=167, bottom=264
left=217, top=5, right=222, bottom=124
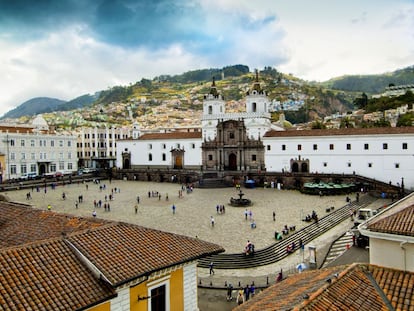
left=198, top=194, right=376, bottom=269
left=321, top=232, right=354, bottom=268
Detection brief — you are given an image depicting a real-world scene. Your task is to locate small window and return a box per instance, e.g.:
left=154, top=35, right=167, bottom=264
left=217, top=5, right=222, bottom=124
left=191, top=143, right=195, bottom=149
left=395, top=163, right=400, bottom=168
left=329, top=144, right=334, bottom=150
left=368, top=163, right=372, bottom=168
left=346, top=144, right=351, bottom=150
left=252, top=154, right=257, bottom=161
left=21, top=140, right=25, bottom=147
left=162, top=143, right=166, bottom=149
left=208, top=154, right=213, bottom=161
left=313, top=144, right=317, bottom=151
left=383, top=143, right=388, bottom=150
left=267, top=145, right=271, bottom=151
left=148, top=144, right=152, bottom=150
left=323, top=162, right=327, bottom=167
left=148, top=153, right=152, bottom=161
left=162, top=153, right=166, bottom=161
left=402, top=143, right=408, bottom=150
left=282, top=145, right=286, bottom=151
left=229, top=132, right=235, bottom=139
left=347, top=162, right=352, bottom=167
left=297, top=144, right=302, bottom=151
left=364, top=143, right=369, bottom=150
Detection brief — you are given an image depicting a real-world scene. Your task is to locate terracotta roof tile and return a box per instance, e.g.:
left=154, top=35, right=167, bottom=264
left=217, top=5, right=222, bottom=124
left=138, top=131, right=202, bottom=140
left=263, top=126, right=414, bottom=138
left=0, top=239, right=116, bottom=311
left=234, top=264, right=414, bottom=311
left=367, top=204, right=414, bottom=237
left=67, top=223, right=224, bottom=286
left=0, top=202, right=108, bottom=247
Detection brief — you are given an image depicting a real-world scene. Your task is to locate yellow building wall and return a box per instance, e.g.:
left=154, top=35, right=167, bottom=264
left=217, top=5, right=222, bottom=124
left=86, top=301, right=111, bottom=311
left=170, top=269, right=184, bottom=311
left=0, top=154, right=5, bottom=182
left=129, top=267, right=184, bottom=311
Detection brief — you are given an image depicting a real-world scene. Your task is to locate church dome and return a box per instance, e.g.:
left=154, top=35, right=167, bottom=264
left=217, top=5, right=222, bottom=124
left=32, top=115, right=49, bottom=130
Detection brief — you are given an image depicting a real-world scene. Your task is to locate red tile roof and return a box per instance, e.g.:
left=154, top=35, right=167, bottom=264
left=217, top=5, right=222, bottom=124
left=0, top=201, right=224, bottom=310
left=234, top=264, right=414, bottom=311
left=68, top=222, right=225, bottom=286
left=0, top=202, right=107, bottom=248
left=263, top=126, right=414, bottom=138
left=0, top=239, right=116, bottom=311
left=367, top=204, right=414, bottom=237
left=138, top=131, right=202, bottom=140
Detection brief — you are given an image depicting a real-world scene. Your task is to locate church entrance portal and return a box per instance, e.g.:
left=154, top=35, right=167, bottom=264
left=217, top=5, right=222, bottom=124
left=228, top=153, right=237, bottom=170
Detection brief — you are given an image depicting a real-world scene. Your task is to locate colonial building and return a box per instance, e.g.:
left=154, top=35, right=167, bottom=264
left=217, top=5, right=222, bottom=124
left=359, top=192, right=414, bottom=272
left=0, top=115, right=77, bottom=181
left=263, top=127, right=414, bottom=188
left=201, top=74, right=274, bottom=141
left=116, top=77, right=414, bottom=190
left=77, top=125, right=131, bottom=170
left=0, top=201, right=224, bottom=311
left=201, top=119, right=265, bottom=171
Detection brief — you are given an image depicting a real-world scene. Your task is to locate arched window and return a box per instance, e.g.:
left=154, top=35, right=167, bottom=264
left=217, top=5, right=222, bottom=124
left=148, top=153, right=152, bottom=161
left=252, top=102, right=257, bottom=112
left=162, top=153, right=166, bottom=161
left=208, top=105, right=213, bottom=114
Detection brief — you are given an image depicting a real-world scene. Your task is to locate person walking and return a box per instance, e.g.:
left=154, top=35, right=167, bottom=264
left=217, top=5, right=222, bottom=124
left=134, top=204, right=138, bottom=214
left=237, top=289, right=244, bottom=305
left=172, top=204, right=176, bottom=214
left=209, top=262, right=214, bottom=275
left=273, top=211, right=276, bottom=221
left=210, top=216, right=215, bottom=227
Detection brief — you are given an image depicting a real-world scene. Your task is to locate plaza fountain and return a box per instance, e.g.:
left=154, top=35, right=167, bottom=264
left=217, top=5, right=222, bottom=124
left=230, top=189, right=252, bottom=207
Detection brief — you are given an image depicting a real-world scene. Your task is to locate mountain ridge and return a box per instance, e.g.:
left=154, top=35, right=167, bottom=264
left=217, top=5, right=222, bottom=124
left=1, top=64, right=413, bottom=122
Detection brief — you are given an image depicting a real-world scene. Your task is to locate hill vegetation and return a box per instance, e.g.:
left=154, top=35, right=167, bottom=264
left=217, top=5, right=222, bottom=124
left=322, top=66, right=414, bottom=94
left=1, top=64, right=413, bottom=127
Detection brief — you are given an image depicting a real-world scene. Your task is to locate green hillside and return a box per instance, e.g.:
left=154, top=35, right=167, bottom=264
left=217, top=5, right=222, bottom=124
left=322, top=66, right=414, bottom=94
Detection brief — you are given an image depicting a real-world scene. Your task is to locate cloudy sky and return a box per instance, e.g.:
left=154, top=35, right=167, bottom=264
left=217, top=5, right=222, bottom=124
left=1, top=0, right=413, bottom=115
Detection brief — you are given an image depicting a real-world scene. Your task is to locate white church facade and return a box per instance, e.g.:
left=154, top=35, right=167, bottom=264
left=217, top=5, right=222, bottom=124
left=116, top=77, right=414, bottom=190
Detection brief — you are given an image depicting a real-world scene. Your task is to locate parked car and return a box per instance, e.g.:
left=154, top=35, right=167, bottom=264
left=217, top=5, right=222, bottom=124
left=20, top=173, right=38, bottom=180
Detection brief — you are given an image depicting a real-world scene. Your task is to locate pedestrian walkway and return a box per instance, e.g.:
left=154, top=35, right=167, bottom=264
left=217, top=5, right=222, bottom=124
left=198, top=194, right=375, bottom=269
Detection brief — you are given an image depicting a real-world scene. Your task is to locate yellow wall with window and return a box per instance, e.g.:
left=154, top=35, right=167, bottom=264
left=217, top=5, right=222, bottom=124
left=129, top=268, right=184, bottom=311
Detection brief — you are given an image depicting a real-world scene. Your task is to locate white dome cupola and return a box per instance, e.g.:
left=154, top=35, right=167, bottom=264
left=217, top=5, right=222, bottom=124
left=246, top=70, right=269, bottom=114
left=203, top=77, right=226, bottom=116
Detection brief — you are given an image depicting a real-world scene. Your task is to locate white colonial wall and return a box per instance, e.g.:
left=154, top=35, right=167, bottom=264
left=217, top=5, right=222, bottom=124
left=368, top=237, right=414, bottom=272
left=264, top=132, right=414, bottom=190
left=117, top=138, right=203, bottom=169
left=183, top=262, right=199, bottom=311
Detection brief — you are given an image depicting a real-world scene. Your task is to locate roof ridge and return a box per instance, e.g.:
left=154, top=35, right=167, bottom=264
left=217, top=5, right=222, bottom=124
left=293, top=263, right=361, bottom=310
left=363, top=267, right=396, bottom=311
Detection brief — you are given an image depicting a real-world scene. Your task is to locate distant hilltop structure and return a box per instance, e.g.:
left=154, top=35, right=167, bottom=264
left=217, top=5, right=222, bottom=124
left=373, top=84, right=414, bottom=98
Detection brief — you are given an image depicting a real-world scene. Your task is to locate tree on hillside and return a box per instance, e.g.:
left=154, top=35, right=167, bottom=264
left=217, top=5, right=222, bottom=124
left=397, top=112, right=414, bottom=127
left=354, top=92, right=368, bottom=109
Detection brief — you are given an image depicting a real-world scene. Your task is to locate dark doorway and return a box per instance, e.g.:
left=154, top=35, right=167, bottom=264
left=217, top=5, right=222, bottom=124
left=301, top=162, right=309, bottom=173
left=228, top=153, right=237, bottom=170
left=39, top=164, right=46, bottom=175
left=291, top=162, right=299, bottom=172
